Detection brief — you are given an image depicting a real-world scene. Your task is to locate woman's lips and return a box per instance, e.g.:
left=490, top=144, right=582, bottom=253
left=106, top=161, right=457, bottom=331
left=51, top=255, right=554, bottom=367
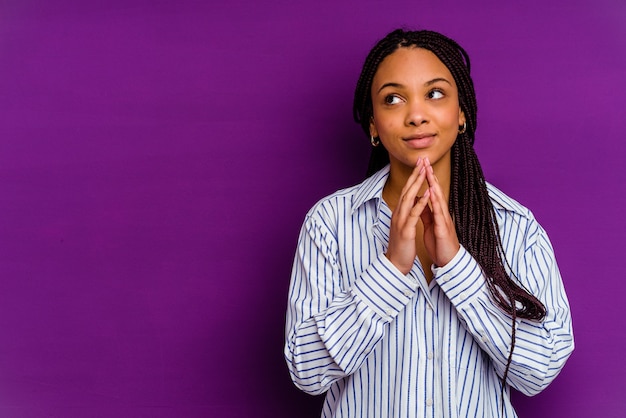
left=403, top=134, right=436, bottom=148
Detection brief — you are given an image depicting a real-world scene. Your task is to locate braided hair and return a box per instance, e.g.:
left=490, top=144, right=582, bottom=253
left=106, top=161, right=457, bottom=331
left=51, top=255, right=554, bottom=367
left=353, top=29, right=546, bottom=399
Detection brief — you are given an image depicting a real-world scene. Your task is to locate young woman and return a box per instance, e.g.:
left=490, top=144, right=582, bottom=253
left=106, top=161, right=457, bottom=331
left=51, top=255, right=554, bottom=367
left=284, top=29, right=574, bottom=417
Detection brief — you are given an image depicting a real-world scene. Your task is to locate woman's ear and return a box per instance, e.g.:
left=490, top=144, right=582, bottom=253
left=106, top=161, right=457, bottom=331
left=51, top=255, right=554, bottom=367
left=369, top=117, right=378, bottom=138
left=458, top=109, right=466, bottom=127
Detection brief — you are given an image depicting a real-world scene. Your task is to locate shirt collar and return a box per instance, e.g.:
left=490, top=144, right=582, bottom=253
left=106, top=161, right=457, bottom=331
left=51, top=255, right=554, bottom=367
left=350, top=165, right=390, bottom=214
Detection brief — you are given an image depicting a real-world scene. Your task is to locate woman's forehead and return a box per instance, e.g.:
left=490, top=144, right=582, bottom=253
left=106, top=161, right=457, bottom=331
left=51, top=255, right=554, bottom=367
left=373, top=47, right=456, bottom=88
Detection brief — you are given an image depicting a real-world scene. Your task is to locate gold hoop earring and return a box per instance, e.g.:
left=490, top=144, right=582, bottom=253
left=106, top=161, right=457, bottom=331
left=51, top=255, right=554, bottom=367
left=458, top=121, right=467, bottom=135
left=370, top=135, right=380, bottom=147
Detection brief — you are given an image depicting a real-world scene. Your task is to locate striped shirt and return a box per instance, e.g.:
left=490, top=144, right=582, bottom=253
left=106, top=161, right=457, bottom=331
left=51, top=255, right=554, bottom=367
left=284, top=165, right=574, bottom=418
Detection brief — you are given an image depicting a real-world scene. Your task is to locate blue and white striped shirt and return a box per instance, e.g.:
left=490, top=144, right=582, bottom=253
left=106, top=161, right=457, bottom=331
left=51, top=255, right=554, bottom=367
left=285, top=165, right=574, bottom=418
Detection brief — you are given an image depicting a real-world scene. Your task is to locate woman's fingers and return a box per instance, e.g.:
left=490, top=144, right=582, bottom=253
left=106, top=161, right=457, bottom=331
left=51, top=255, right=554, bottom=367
left=409, top=188, right=430, bottom=219
left=421, top=157, right=460, bottom=267
left=424, top=158, right=450, bottom=220
left=386, top=158, right=429, bottom=274
left=419, top=197, right=434, bottom=229
left=396, top=158, right=426, bottom=219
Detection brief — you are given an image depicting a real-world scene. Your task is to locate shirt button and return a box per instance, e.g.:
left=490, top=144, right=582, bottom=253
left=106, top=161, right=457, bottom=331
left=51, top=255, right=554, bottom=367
left=482, top=334, right=489, bottom=343
left=403, top=289, right=412, bottom=297
left=385, top=309, right=393, bottom=317
left=426, top=398, right=433, bottom=406
left=460, top=292, right=467, bottom=300
left=427, top=352, right=434, bottom=360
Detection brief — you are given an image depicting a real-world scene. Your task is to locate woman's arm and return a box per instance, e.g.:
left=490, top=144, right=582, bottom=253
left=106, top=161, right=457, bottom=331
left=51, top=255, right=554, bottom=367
left=284, top=214, right=417, bottom=395
left=434, top=225, right=574, bottom=396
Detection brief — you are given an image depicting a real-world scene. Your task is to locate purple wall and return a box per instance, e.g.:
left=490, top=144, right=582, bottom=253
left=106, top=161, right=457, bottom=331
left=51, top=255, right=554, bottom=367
left=1, top=0, right=624, bottom=416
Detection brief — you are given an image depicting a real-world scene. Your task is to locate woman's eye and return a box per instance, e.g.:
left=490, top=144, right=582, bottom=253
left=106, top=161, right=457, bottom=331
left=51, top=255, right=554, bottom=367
left=384, top=95, right=402, bottom=105
left=429, top=89, right=444, bottom=99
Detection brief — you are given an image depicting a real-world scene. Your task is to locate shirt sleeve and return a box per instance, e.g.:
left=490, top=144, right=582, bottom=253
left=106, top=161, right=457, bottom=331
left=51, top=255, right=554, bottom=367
left=433, top=223, right=574, bottom=396
left=284, top=214, right=417, bottom=395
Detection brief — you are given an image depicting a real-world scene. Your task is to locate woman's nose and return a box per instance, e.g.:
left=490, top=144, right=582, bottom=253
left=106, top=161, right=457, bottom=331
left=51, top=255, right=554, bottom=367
left=405, top=99, right=428, bottom=126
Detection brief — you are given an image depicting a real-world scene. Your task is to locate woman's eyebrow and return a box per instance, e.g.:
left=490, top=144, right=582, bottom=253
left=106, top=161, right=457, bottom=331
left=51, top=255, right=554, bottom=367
left=377, top=82, right=403, bottom=93
left=425, top=77, right=452, bottom=86
left=377, top=77, right=452, bottom=93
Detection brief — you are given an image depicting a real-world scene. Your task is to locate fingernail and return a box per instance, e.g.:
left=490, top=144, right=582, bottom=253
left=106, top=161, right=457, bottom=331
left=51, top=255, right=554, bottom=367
left=416, top=157, right=422, bottom=166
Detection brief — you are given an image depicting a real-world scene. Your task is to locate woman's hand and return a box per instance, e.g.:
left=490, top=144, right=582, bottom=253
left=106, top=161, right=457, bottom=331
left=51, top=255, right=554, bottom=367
left=385, top=157, right=431, bottom=275
left=420, top=157, right=460, bottom=267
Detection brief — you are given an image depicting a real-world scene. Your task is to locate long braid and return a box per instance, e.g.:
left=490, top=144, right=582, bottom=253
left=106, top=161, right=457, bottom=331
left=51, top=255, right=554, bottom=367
left=353, top=29, right=546, bottom=406
left=354, top=39, right=398, bottom=174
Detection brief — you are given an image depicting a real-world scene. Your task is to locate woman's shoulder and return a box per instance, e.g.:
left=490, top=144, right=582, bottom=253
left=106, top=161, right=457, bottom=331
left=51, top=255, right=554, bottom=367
left=486, top=182, right=555, bottom=252
left=486, top=182, right=535, bottom=221
left=304, top=168, right=388, bottom=223
left=306, top=184, right=361, bottom=217
left=299, top=183, right=365, bottom=239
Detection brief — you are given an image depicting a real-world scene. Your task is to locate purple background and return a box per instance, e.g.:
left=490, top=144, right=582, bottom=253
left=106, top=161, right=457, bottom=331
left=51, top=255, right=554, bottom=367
left=1, top=0, right=624, bottom=417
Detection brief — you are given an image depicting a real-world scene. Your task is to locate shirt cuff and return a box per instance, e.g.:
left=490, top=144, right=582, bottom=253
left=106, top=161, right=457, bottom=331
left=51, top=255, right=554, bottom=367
left=433, top=245, right=486, bottom=307
left=351, top=253, right=417, bottom=321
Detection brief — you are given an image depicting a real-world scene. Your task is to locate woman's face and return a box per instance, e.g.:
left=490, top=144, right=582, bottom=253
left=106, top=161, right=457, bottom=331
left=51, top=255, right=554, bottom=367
left=369, top=47, right=465, bottom=171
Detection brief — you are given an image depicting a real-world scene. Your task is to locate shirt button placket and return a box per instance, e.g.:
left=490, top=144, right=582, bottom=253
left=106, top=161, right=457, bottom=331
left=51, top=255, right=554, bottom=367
left=424, top=301, right=435, bottom=418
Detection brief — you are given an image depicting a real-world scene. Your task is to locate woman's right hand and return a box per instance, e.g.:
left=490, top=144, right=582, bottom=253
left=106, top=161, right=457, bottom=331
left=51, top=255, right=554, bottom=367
left=385, top=157, right=431, bottom=275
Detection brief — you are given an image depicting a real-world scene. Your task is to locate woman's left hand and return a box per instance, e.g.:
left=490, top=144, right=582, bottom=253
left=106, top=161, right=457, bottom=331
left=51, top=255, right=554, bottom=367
left=420, top=157, right=460, bottom=267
